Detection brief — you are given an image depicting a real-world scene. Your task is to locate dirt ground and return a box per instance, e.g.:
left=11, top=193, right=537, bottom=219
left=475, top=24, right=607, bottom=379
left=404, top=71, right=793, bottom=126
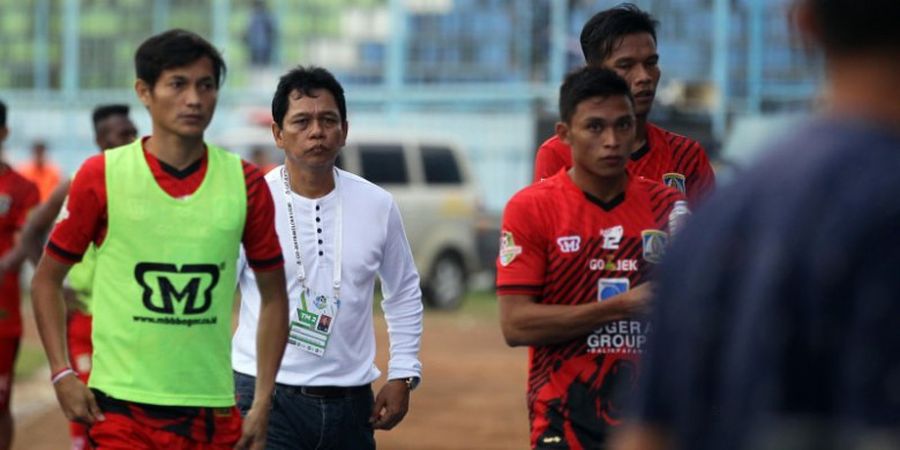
left=11, top=297, right=530, bottom=450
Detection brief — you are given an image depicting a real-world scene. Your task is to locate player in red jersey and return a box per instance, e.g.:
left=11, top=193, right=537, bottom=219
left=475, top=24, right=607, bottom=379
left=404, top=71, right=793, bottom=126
left=498, top=68, right=687, bottom=449
left=533, top=4, right=715, bottom=205
left=0, top=99, right=41, bottom=450
left=30, top=30, right=288, bottom=450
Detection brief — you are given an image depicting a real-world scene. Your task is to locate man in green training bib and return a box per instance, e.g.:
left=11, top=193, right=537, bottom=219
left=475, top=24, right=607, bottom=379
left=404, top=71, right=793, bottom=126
left=31, top=29, right=289, bottom=450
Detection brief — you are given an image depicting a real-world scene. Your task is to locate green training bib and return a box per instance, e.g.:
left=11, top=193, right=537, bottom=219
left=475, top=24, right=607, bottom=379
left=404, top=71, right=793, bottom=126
left=89, top=141, right=246, bottom=407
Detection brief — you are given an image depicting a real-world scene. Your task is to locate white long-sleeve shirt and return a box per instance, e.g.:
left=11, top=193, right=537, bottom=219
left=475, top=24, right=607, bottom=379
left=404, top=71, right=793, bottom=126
left=232, top=167, right=423, bottom=386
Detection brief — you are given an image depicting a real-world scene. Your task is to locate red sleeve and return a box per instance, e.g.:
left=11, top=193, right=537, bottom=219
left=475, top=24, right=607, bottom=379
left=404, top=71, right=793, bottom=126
left=13, top=179, right=40, bottom=228
left=496, top=190, right=548, bottom=297
left=241, top=160, right=283, bottom=271
left=685, top=144, right=716, bottom=206
left=533, top=136, right=570, bottom=183
left=46, top=154, right=107, bottom=264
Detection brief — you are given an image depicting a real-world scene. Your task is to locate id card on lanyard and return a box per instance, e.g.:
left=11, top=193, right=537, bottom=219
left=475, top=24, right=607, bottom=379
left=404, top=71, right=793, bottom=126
left=282, top=166, right=343, bottom=357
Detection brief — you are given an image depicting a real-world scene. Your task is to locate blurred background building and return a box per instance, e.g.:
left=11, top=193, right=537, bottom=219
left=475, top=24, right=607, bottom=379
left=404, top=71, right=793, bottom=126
left=0, top=0, right=821, bottom=212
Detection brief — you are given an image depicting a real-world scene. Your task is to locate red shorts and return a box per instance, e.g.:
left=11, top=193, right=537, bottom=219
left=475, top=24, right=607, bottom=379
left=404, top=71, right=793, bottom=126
left=67, top=311, right=93, bottom=383
left=0, top=337, right=20, bottom=411
left=89, top=393, right=242, bottom=449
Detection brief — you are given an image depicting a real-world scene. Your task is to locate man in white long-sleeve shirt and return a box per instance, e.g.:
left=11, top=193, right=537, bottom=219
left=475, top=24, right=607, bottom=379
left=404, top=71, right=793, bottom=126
left=232, top=65, right=424, bottom=449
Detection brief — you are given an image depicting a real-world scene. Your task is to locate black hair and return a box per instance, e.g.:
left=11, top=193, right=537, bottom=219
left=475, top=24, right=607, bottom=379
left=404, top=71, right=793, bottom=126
left=271, top=66, right=347, bottom=127
left=134, top=29, right=226, bottom=88
left=559, top=67, right=634, bottom=124
left=92, top=104, right=130, bottom=129
left=580, top=3, right=659, bottom=65
left=0, top=99, right=6, bottom=128
left=809, top=0, right=900, bottom=52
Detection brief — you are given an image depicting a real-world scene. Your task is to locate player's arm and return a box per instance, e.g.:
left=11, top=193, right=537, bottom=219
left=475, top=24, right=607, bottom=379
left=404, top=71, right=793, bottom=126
left=236, top=162, right=288, bottom=450
left=22, top=179, right=71, bottom=262
left=31, top=256, right=72, bottom=377
left=0, top=178, right=43, bottom=278
left=686, top=141, right=716, bottom=205
left=499, top=284, right=653, bottom=347
left=533, top=140, right=568, bottom=183
left=31, top=256, right=101, bottom=424
left=249, top=267, right=288, bottom=400
left=31, top=158, right=104, bottom=424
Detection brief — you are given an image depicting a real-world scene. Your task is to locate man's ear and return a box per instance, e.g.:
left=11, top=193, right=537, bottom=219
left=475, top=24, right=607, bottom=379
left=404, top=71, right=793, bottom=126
left=340, top=121, right=349, bottom=147
left=271, top=122, right=284, bottom=149
left=135, top=79, right=152, bottom=108
left=0, top=127, right=8, bottom=144
left=555, top=121, right=571, bottom=146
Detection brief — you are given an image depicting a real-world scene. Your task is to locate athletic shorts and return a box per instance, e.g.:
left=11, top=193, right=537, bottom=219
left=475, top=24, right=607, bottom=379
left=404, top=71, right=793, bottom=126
left=89, top=390, right=242, bottom=449
left=0, top=337, right=20, bottom=411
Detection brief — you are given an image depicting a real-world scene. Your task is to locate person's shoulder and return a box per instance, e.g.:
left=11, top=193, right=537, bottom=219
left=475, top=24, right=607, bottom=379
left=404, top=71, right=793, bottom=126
left=75, top=153, right=106, bottom=177
left=648, top=123, right=705, bottom=153
left=633, top=175, right=682, bottom=196
left=509, top=172, right=568, bottom=208
left=339, top=169, right=393, bottom=203
left=538, top=134, right=569, bottom=154
left=3, top=165, right=35, bottom=184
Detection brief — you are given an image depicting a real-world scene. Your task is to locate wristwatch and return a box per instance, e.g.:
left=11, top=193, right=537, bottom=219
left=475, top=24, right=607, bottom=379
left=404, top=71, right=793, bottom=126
left=402, top=376, right=420, bottom=391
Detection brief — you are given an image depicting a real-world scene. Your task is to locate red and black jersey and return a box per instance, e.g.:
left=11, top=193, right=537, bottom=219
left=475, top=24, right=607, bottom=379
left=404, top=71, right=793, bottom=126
left=533, top=122, right=715, bottom=205
left=497, top=171, right=684, bottom=450
left=47, top=137, right=283, bottom=271
left=0, top=164, right=39, bottom=338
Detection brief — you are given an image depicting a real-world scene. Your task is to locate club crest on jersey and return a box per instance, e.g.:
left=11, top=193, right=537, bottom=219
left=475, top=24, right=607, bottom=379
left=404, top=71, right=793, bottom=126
left=641, top=230, right=668, bottom=264
left=598, top=278, right=630, bottom=301
left=662, top=173, right=687, bottom=194
left=0, top=194, right=10, bottom=216
left=499, top=231, right=523, bottom=266
left=556, top=235, right=581, bottom=253
left=600, top=225, right=623, bottom=250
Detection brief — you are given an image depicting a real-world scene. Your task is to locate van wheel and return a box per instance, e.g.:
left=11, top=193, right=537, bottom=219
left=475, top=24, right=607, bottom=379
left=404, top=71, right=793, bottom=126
left=425, top=254, right=466, bottom=310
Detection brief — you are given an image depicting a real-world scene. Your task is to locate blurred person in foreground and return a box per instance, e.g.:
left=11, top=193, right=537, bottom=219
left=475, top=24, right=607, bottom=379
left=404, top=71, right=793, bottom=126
left=612, top=1, right=900, bottom=449
left=30, top=29, right=289, bottom=449
left=232, top=66, right=423, bottom=449
left=0, top=100, right=40, bottom=450
left=534, top=3, right=715, bottom=205
left=17, top=140, right=62, bottom=202
left=497, top=67, right=687, bottom=450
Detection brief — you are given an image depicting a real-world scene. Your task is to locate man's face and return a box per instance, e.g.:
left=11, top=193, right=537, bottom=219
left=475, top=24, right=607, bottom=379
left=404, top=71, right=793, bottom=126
left=559, top=94, right=636, bottom=180
left=599, top=33, right=660, bottom=117
left=95, top=115, right=138, bottom=151
left=272, top=88, right=347, bottom=171
left=136, top=56, right=218, bottom=140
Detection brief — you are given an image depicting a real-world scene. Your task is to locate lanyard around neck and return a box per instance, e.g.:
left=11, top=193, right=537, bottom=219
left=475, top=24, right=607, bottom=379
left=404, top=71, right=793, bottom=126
left=281, top=165, right=342, bottom=298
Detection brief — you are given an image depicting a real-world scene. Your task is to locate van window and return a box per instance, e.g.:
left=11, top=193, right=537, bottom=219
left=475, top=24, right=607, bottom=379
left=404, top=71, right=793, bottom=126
left=422, top=145, right=462, bottom=184
left=359, top=144, right=408, bottom=185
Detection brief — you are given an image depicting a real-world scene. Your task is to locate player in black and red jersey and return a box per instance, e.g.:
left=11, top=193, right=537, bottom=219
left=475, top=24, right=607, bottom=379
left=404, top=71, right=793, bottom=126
left=0, top=99, right=40, bottom=450
left=534, top=4, right=715, bottom=205
left=497, top=67, right=686, bottom=450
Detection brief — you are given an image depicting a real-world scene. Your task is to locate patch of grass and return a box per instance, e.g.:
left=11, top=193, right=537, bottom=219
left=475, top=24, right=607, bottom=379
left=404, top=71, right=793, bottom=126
left=14, top=344, right=46, bottom=379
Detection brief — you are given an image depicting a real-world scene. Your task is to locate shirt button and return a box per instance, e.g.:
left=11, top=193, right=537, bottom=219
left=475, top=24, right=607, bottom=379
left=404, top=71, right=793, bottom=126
left=316, top=217, right=321, bottom=222
left=318, top=251, right=323, bottom=256
left=315, top=205, right=320, bottom=211
left=318, top=239, right=323, bottom=244
left=317, top=228, right=322, bottom=233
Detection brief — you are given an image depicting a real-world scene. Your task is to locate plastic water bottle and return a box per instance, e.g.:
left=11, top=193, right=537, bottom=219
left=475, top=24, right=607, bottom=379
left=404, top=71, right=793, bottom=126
left=668, top=200, right=691, bottom=236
